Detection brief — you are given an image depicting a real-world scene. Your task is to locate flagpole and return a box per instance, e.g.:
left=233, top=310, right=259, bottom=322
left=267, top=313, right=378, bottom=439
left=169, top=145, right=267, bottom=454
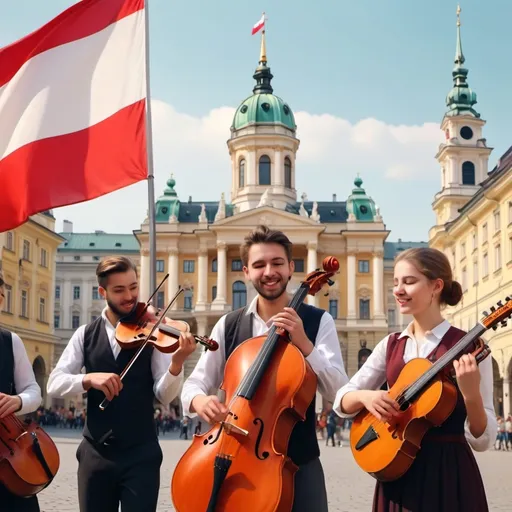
left=144, top=0, right=157, bottom=294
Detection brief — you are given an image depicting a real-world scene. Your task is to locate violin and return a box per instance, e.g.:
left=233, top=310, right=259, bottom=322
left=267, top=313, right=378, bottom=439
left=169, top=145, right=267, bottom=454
left=99, top=276, right=218, bottom=411
left=350, top=296, right=512, bottom=482
left=0, top=414, right=59, bottom=496
left=115, top=302, right=218, bottom=353
left=171, top=257, right=339, bottom=512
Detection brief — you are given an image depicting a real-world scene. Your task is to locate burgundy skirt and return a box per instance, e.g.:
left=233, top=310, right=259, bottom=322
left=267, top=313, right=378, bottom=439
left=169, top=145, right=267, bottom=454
left=373, top=436, right=488, bottom=512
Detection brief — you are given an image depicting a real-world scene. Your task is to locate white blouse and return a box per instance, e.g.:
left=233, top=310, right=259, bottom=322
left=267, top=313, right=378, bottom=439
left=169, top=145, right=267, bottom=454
left=333, top=320, right=496, bottom=452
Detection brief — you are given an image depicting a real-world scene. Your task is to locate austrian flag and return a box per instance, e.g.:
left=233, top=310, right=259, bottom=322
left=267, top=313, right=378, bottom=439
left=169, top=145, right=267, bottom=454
left=251, top=14, right=265, bottom=35
left=0, top=0, right=148, bottom=232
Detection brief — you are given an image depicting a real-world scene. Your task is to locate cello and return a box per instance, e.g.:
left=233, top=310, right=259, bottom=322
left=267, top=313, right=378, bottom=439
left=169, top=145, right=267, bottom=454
left=171, top=256, right=339, bottom=512
left=350, top=296, right=511, bottom=482
left=0, top=413, right=60, bottom=496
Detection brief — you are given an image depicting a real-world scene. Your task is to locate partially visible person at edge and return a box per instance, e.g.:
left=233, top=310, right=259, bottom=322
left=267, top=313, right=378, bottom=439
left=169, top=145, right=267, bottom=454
left=334, top=247, right=496, bottom=511
left=47, top=256, right=196, bottom=512
left=0, top=271, right=43, bottom=511
left=181, top=225, right=349, bottom=511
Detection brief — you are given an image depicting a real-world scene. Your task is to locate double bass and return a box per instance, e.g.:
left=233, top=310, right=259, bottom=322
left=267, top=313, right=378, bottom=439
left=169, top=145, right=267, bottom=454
left=350, top=296, right=512, bottom=482
left=0, top=414, right=59, bottom=496
left=171, top=257, right=339, bottom=512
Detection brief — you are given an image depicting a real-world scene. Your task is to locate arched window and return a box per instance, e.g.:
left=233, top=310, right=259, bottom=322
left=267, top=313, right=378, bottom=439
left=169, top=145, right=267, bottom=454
left=239, top=159, right=245, bottom=188
left=462, top=161, right=475, bottom=185
left=284, top=157, right=292, bottom=188
left=232, top=281, right=247, bottom=309
left=259, top=155, right=271, bottom=185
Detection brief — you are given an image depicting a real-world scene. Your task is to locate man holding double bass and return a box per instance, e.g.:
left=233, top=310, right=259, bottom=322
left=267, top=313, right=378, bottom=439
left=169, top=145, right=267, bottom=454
left=47, top=256, right=197, bottom=512
left=180, top=226, right=348, bottom=511
left=0, top=271, right=43, bottom=512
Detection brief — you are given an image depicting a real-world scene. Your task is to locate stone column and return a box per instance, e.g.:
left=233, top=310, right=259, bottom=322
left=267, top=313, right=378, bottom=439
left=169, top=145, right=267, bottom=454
left=49, top=250, right=57, bottom=330
left=274, top=149, right=283, bottom=186
left=82, top=278, right=90, bottom=324
left=373, top=250, right=385, bottom=319
left=307, top=241, right=318, bottom=306
left=195, top=248, right=208, bottom=311
left=248, top=150, right=257, bottom=186
left=212, top=242, right=228, bottom=311
left=139, top=250, right=150, bottom=302
left=167, top=248, right=179, bottom=310
left=62, top=280, right=72, bottom=329
left=347, top=252, right=356, bottom=319
left=504, top=379, right=511, bottom=419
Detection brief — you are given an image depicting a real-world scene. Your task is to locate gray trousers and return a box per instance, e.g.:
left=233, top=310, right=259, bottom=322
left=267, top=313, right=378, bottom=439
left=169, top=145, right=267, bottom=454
left=292, top=457, right=329, bottom=511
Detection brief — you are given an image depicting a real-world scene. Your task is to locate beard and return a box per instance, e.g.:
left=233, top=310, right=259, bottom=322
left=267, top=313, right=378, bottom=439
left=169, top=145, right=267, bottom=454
left=252, top=277, right=289, bottom=301
left=107, top=298, right=138, bottom=320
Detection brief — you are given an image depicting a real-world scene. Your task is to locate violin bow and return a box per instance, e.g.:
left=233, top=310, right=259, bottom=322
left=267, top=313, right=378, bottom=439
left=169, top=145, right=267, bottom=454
left=132, top=273, right=169, bottom=324
left=99, top=286, right=185, bottom=411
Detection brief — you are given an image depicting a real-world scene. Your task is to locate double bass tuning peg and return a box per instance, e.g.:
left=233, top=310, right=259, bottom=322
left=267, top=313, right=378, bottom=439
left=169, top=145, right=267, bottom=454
left=482, top=310, right=489, bottom=317
left=497, top=300, right=503, bottom=307
left=501, top=320, right=508, bottom=328
left=490, top=306, right=496, bottom=313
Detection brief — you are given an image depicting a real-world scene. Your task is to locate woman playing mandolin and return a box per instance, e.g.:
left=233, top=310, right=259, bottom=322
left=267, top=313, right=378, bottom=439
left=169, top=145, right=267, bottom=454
left=334, top=248, right=496, bottom=511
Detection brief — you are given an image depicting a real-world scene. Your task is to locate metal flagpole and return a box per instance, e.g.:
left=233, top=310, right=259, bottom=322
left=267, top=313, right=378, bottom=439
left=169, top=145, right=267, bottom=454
left=144, top=0, right=157, bottom=294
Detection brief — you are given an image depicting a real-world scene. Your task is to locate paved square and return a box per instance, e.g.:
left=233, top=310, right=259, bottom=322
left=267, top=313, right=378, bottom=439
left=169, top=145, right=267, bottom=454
left=38, top=430, right=509, bottom=511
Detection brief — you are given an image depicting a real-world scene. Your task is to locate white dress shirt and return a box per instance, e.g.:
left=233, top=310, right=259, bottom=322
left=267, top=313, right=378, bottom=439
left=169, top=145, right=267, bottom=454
left=333, top=320, right=497, bottom=451
left=181, top=295, right=348, bottom=417
left=9, top=332, right=42, bottom=415
left=47, top=308, right=182, bottom=405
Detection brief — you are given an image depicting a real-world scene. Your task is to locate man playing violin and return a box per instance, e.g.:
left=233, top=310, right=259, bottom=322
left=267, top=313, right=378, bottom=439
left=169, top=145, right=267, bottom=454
left=47, top=256, right=196, bottom=512
left=0, top=271, right=43, bottom=511
left=181, top=225, right=349, bottom=511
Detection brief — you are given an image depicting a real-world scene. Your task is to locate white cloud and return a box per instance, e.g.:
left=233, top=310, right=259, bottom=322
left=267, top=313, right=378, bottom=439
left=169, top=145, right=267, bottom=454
left=53, top=99, right=444, bottom=240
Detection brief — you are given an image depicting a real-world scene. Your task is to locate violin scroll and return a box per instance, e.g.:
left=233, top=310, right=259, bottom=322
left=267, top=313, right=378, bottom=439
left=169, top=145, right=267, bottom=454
left=304, top=256, right=340, bottom=297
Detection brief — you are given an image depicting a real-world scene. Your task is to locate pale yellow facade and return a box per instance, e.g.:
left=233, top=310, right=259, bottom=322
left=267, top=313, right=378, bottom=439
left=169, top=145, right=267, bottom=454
left=0, top=212, right=64, bottom=407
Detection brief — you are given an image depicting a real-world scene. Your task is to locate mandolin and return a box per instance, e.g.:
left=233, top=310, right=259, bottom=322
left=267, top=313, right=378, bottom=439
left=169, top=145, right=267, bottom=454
left=350, top=296, right=511, bottom=482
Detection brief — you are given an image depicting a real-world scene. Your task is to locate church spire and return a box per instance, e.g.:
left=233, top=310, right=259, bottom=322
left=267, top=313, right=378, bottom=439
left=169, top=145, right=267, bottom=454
left=445, top=5, right=479, bottom=117
left=252, top=16, right=273, bottom=94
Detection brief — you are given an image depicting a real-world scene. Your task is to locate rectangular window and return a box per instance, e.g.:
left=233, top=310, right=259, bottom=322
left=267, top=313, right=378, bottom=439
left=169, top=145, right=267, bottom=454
left=387, top=308, right=396, bottom=327
left=231, top=259, right=243, bottom=271
left=3, top=285, right=12, bottom=313
left=156, top=260, right=165, bottom=272
left=55, top=285, right=61, bottom=299
left=6, top=232, right=13, bottom=251
left=73, top=286, right=80, bottom=300
left=473, top=261, right=478, bottom=285
left=472, top=232, right=477, bottom=251
left=293, top=259, right=305, bottom=273
left=54, top=314, right=60, bottom=329
left=358, top=260, right=370, bottom=273
left=184, top=296, right=192, bottom=310
left=482, top=223, right=488, bottom=243
left=495, top=244, right=502, bottom=271
left=328, top=299, right=338, bottom=319
left=92, top=286, right=100, bottom=300
left=23, top=240, right=30, bottom=260
left=212, top=286, right=217, bottom=301
left=72, top=315, right=80, bottom=329
left=483, top=253, right=488, bottom=277
left=39, top=298, right=46, bottom=322
left=359, top=299, right=370, bottom=319
left=40, top=248, right=48, bottom=267
left=183, top=260, right=195, bottom=273
left=157, top=291, right=165, bottom=309
left=21, top=290, right=28, bottom=317
left=460, top=242, right=466, bottom=259
left=91, top=315, right=99, bottom=322
left=73, top=255, right=81, bottom=261
left=461, top=267, right=467, bottom=291
left=509, top=201, right=512, bottom=224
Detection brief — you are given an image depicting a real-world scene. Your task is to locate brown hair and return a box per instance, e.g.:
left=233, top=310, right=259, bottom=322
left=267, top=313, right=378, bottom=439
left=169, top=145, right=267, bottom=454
left=96, top=256, right=138, bottom=288
left=240, top=225, right=293, bottom=266
left=395, top=247, right=462, bottom=306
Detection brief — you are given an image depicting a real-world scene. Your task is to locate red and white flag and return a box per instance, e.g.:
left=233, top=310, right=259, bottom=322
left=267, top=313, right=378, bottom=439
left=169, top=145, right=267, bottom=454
left=0, top=0, right=148, bottom=232
left=251, top=14, right=265, bottom=35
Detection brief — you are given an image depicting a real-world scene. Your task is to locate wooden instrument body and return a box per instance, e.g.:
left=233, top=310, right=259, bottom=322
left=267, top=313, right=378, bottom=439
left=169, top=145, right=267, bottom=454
left=350, top=358, right=458, bottom=482
left=171, top=334, right=317, bottom=512
left=115, top=318, right=190, bottom=353
left=0, top=417, right=60, bottom=496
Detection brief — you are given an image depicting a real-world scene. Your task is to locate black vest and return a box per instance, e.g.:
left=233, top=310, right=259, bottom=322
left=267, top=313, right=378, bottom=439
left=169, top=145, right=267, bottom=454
left=224, top=303, right=324, bottom=466
left=82, top=317, right=157, bottom=448
left=0, top=328, right=15, bottom=395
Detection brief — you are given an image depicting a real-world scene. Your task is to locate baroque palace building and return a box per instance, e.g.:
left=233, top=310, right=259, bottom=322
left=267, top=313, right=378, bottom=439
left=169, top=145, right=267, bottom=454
left=0, top=211, right=64, bottom=408
left=134, top=33, right=424, bottom=391
left=429, top=11, right=512, bottom=417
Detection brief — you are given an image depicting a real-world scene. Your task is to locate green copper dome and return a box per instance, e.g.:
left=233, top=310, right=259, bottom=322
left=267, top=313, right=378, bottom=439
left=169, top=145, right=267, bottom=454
left=155, top=175, right=180, bottom=222
left=232, top=33, right=296, bottom=131
left=346, top=175, right=377, bottom=222
left=445, top=7, right=479, bottom=118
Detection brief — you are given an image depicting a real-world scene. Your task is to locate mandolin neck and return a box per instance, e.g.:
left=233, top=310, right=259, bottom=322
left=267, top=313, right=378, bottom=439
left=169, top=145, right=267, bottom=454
left=236, top=284, right=310, bottom=400
left=403, top=323, right=487, bottom=402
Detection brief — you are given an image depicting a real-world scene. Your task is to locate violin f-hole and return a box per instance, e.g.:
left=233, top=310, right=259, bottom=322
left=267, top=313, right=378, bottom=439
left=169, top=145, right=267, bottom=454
left=253, top=418, right=269, bottom=460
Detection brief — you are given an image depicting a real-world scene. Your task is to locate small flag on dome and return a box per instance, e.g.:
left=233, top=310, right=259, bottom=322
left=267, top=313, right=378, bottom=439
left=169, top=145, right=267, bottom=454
left=251, top=13, right=265, bottom=35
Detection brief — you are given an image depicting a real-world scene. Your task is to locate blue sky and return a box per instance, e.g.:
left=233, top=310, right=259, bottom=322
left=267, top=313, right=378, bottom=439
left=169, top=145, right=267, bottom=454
left=1, top=0, right=510, bottom=242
